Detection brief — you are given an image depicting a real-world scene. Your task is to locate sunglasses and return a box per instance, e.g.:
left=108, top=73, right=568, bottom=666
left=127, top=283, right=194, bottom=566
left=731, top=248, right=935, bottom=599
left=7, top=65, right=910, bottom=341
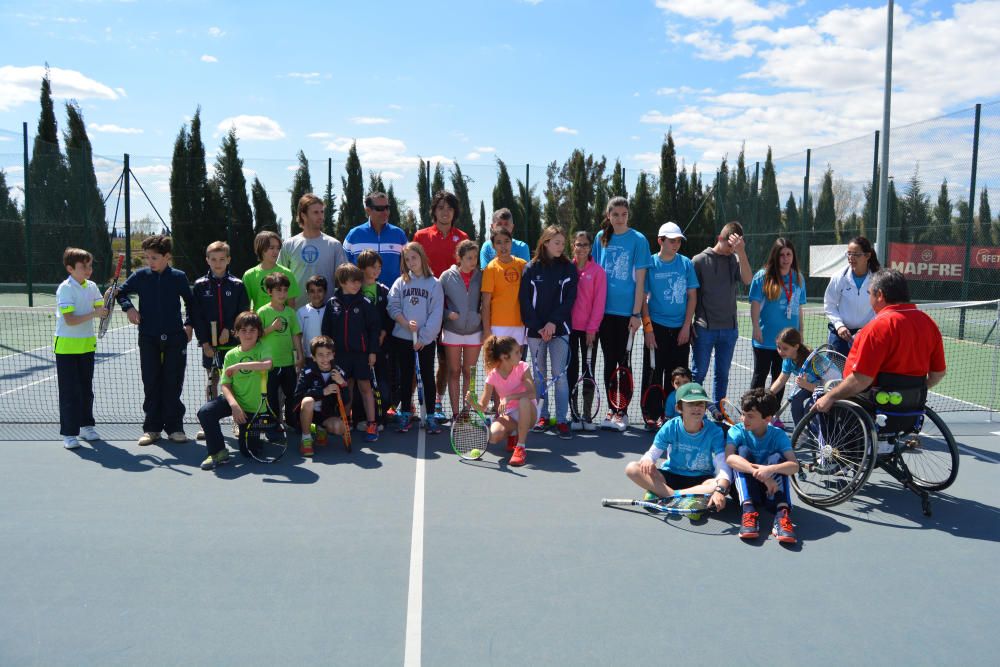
left=370, top=205, right=390, bottom=212
left=846, top=252, right=866, bottom=258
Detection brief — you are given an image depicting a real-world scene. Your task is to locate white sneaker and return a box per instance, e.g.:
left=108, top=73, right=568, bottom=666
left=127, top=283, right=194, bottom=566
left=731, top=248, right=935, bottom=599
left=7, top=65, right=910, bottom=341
left=583, top=420, right=597, bottom=432
left=612, top=413, right=629, bottom=433
left=137, top=432, right=161, bottom=446
left=600, top=412, right=617, bottom=430
left=167, top=431, right=189, bottom=443
left=570, top=419, right=584, bottom=432
left=78, top=426, right=101, bottom=441
left=63, top=436, right=80, bottom=450
left=195, top=430, right=206, bottom=440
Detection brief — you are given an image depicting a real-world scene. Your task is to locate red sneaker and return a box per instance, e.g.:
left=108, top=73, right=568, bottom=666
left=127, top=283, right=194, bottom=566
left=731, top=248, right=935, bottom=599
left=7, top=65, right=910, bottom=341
left=509, top=445, right=527, bottom=467
left=506, top=434, right=518, bottom=452
left=739, top=510, right=760, bottom=540
left=772, top=508, right=797, bottom=544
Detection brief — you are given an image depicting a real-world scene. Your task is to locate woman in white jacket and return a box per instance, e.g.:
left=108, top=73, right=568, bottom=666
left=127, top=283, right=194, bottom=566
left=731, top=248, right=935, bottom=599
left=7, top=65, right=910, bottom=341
left=823, top=236, right=880, bottom=356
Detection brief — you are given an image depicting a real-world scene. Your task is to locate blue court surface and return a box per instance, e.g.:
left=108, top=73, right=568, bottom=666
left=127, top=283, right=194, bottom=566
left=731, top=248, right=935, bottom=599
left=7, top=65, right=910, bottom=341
left=1, top=412, right=998, bottom=667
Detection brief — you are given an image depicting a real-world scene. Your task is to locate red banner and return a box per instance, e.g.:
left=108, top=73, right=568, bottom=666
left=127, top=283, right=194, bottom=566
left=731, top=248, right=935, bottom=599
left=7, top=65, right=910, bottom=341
left=888, top=243, right=1000, bottom=280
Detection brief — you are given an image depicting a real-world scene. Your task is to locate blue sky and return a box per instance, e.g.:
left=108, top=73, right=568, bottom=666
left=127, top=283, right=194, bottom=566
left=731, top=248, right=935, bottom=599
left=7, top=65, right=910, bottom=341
left=2, top=0, right=999, bottom=232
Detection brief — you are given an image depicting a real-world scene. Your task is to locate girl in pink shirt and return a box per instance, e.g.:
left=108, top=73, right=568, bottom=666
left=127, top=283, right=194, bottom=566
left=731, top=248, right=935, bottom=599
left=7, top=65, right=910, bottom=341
left=469, top=335, right=537, bottom=467
left=568, top=231, right=607, bottom=431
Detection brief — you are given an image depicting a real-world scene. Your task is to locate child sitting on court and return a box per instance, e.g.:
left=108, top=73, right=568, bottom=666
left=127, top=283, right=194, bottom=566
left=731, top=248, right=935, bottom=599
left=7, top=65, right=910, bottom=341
left=321, top=263, right=380, bottom=443
left=296, top=275, right=328, bottom=359
left=243, top=230, right=300, bottom=311
left=725, top=388, right=800, bottom=544
left=115, top=234, right=195, bottom=446
left=54, top=247, right=109, bottom=450
left=196, top=311, right=273, bottom=469
left=663, top=367, right=693, bottom=421
left=625, top=382, right=730, bottom=511
left=468, top=335, right=538, bottom=467
left=293, top=335, right=350, bottom=457
left=257, top=273, right=304, bottom=428
left=770, top=327, right=838, bottom=426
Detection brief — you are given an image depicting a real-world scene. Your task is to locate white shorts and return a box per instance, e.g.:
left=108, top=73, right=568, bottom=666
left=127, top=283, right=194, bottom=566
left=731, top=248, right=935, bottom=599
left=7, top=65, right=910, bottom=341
left=503, top=398, right=539, bottom=421
left=491, top=325, right=526, bottom=346
left=441, top=330, right=483, bottom=347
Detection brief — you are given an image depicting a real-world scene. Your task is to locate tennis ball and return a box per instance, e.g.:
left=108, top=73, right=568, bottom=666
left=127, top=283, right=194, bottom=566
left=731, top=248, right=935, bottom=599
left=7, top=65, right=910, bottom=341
left=875, top=391, right=890, bottom=405
left=889, top=392, right=903, bottom=405
left=468, top=448, right=482, bottom=459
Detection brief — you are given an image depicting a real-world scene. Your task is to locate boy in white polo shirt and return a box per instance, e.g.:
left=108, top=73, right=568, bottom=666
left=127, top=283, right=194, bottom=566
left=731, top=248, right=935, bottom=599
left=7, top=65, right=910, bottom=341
left=54, top=247, right=109, bottom=449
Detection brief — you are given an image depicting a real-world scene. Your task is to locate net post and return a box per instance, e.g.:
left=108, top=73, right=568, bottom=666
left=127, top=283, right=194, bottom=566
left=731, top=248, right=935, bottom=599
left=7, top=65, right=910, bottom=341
left=124, top=153, right=132, bottom=272
left=959, top=104, right=982, bottom=340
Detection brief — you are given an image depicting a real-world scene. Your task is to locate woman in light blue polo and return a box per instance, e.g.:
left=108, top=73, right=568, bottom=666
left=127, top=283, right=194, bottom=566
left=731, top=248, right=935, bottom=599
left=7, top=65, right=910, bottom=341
left=748, top=238, right=805, bottom=403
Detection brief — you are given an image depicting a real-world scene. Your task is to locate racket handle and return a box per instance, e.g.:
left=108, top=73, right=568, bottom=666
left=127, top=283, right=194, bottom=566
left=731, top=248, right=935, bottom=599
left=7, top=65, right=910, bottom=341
left=259, top=372, right=268, bottom=394
left=412, top=330, right=418, bottom=345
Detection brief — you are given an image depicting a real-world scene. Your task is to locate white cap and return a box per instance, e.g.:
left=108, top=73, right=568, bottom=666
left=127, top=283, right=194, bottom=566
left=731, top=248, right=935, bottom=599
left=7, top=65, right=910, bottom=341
left=657, top=222, right=685, bottom=239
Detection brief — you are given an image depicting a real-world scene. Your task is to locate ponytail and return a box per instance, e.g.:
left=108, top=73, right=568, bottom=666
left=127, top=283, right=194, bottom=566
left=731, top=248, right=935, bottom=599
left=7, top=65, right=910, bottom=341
left=482, top=334, right=518, bottom=372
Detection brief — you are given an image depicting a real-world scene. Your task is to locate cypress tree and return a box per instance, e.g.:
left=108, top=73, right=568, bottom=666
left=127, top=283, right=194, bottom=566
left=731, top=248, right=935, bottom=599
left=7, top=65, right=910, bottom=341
left=675, top=166, right=691, bottom=232
left=251, top=176, right=279, bottom=234
left=478, top=200, right=486, bottom=243
left=568, top=150, right=590, bottom=236
left=784, top=192, right=799, bottom=233
left=169, top=123, right=193, bottom=271
left=861, top=175, right=877, bottom=239
left=183, top=107, right=226, bottom=276
left=953, top=199, right=970, bottom=247
left=27, top=70, right=70, bottom=281
left=64, top=102, right=111, bottom=278
left=492, top=158, right=521, bottom=235
left=416, top=158, right=431, bottom=227
left=516, top=178, right=542, bottom=251
left=0, top=170, right=25, bottom=282
left=387, top=184, right=402, bottom=229
left=213, top=128, right=256, bottom=274
left=338, top=143, right=365, bottom=239
left=933, top=179, right=952, bottom=241
left=431, top=163, right=446, bottom=198
left=592, top=176, right=609, bottom=237
left=543, top=160, right=562, bottom=227
left=815, top=167, right=836, bottom=243
left=978, top=188, right=992, bottom=246
left=714, top=158, right=730, bottom=226
left=654, top=132, right=677, bottom=225
left=610, top=159, right=627, bottom=198
left=630, top=173, right=655, bottom=253
left=289, top=150, right=312, bottom=238
left=368, top=171, right=386, bottom=195
left=886, top=179, right=900, bottom=241
left=759, top=148, right=780, bottom=238
left=901, top=168, right=931, bottom=243
left=450, top=162, right=475, bottom=238
left=323, top=161, right=336, bottom=237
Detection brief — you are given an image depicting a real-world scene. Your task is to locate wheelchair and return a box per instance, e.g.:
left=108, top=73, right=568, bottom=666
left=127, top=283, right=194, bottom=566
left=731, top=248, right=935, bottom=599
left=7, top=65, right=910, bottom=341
left=788, top=378, right=959, bottom=517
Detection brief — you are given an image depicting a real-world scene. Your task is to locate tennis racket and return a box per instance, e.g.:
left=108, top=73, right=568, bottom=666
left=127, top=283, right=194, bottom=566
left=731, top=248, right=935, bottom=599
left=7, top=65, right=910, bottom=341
left=370, top=364, right=383, bottom=426
left=98, top=253, right=125, bottom=338
left=776, top=345, right=847, bottom=423
left=412, top=331, right=427, bottom=422
left=206, top=321, right=223, bottom=401
left=450, top=378, right=491, bottom=460
left=718, top=397, right=743, bottom=425
left=336, top=386, right=352, bottom=453
left=608, top=329, right=636, bottom=414
left=641, top=347, right=666, bottom=430
left=570, top=343, right=600, bottom=424
left=602, top=493, right=714, bottom=516
left=531, top=335, right=570, bottom=418
left=243, top=372, right=285, bottom=463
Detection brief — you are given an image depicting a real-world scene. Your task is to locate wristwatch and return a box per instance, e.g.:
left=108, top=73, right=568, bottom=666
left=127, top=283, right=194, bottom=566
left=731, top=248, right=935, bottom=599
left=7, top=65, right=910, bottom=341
left=713, top=486, right=727, bottom=495
left=631, top=312, right=641, bottom=318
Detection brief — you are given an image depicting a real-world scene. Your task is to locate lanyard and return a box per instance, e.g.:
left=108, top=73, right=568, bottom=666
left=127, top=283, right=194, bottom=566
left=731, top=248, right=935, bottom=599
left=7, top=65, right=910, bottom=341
left=783, top=272, right=794, bottom=305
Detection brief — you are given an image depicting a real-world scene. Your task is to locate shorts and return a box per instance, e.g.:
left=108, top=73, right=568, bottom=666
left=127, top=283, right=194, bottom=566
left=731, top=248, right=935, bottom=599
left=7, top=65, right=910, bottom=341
left=337, top=352, right=371, bottom=381
left=658, top=469, right=711, bottom=492
left=491, top=325, right=526, bottom=345
left=293, top=396, right=339, bottom=426
left=441, top=330, right=482, bottom=347
left=200, top=346, right=233, bottom=370
left=503, top=397, right=539, bottom=421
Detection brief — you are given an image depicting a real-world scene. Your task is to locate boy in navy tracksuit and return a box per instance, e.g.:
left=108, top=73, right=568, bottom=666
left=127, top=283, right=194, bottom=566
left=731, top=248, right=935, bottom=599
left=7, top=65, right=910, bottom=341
left=115, top=235, right=195, bottom=446
left=356, top=249, right=392, bottom=429
left=191, top=241, right=250, bottom=439
left=321, top=263, right=381, bottom=442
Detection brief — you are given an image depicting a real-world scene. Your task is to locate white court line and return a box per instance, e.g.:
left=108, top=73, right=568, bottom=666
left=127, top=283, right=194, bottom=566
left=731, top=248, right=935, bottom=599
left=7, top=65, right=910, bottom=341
left=0, top=346, right=138, bottom=397
left=403, top=425, right=426, bottom=667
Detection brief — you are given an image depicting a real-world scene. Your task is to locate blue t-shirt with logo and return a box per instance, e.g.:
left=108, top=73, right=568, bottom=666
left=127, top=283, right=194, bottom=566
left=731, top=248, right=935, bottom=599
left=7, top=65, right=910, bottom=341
left=644, top=253, right=699, bottom=328
left=748, top=269, right=806, bottom=350
left=592, top=228, right=651, bottom=317
left=726, top=422, right=792, bottom=463
left=648, top=416, right=725, bottom=476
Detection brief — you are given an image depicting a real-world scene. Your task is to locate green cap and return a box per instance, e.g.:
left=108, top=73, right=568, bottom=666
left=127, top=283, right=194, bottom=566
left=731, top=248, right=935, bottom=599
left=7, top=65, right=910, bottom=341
left=675, top=382, right=710, bottom=403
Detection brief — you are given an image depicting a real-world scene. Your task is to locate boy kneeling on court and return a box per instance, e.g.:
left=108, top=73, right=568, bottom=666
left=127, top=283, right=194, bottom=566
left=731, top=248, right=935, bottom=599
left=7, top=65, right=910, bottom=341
left=293, top=335, right=349, bottom=457
left=197, top=311, right=273, bottom=470
left=725, top=388, right=799, bottom=544
left=625, top=382, right=730, bottom=511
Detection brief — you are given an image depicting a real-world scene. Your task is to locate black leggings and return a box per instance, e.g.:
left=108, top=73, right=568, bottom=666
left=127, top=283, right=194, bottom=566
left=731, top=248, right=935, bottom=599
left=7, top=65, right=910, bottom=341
left=641, top=322, right=692, bottom=392
left=751, top=347, right=784, bottom=402
left=393, top=335, right=436, bottom=414
left=567, top=330, right=599, bottom=390
left=598, top=314, right=632, bottom=392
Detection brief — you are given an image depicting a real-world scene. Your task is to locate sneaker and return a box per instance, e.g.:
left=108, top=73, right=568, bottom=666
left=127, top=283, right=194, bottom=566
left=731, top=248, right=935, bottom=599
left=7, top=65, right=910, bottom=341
left=200, top=454, right=215, bottom=470
left=643, top=491, right=663, bottom=502
left=570, top=419, right=584, bottom=432
left=506, top=434, right=518, bottom=452
left=201, top=449, right=231, bottom=470
left=432, top=401, right=446, bottom=421
left=424, top=417, right=441, bottom=435
left=365, top=422, right=379, bottom=443
left=167, top=431, right=189, bottom=443
left=611, top=413, right=628, bottom=433
left=600, top=412, right=617, bottom=430
left=739, top=510, right=760, bottom=540
left=137, top=432, right=160, bottom=446
left=583, top=420, right=597, bottom=432
left=356, top=421, right=369, bottom=433
left=532, top=417, right=550, bottom=433
left=78, top=426, right=101, bottom=441
left=396, top=411, right=412, bottom=427
left=300, top=436, right=314, bottom=458
left=509, top=445, right=527, bottom=466
left=386, top=406, right=397, bottom=418
left=195, top=430, right=206, bottom=440
left=315, top=426, right=328, bottom=447
left=214, top=449, right=231, bottom=467
left=63, top=436, right=81, bottom=450
left=556, top=422, right=571, bottom=440
left=772, top=508, right=797, bottom=544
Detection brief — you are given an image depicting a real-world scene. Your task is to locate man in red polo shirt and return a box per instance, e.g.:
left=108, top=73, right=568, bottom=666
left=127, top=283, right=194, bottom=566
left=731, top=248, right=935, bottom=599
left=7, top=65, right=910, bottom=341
left=814, top=269, right=946, bottom=413
left=413, top=190, right=468, bottom=419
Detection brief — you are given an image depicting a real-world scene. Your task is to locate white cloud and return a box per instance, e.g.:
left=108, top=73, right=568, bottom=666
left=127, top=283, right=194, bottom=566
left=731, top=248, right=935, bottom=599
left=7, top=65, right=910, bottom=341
left=91, top=123, right=143, bottom=135
left=286, top=72, right=321, bottom=79
left=208, top=26, right=225, bottom=37
left=216, top=115, right=286, bottom=141
left=351, top=116, right=390, bottom=125
left=114, top=87, right=127, bottom=97
left=520, top=0, right=544, bottom=5
left=465, top=152, right=481, bottom=161
left=679, top=30, right=754, bottom=60
left=553, top=126, right=578, bottom=135
left=200, top=54, right=218, bottom=63
left=656, top=86, right=714, bottom=96
left=656, top=0, right=789, bottom=24
left=387, top=104, right=403, bottom=110
left=324, top=136, right=452, bottom=171
left=475, top=146, right=496, bottom=153
left=307, top=131, right=334, bottom=139
left=382, top=171, right=404, bottom=181
left=0, top=65, right=119, bottom=112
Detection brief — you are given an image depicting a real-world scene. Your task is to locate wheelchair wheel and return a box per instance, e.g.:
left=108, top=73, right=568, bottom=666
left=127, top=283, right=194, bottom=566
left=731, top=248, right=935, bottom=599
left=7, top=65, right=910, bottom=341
left=790, top=400, right=876, bottom=507
left=894, top=406, right=959, bottom=491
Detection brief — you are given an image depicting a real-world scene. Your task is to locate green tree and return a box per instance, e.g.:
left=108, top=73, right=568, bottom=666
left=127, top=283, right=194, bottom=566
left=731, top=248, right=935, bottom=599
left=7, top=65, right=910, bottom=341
left=323, top=159, right=336, bottom=237
left=27, top=69, right=70, bottom=281
left=784, top=192, right=799, bottom=232
left=367, top=171, right=386, bottom=195
left=568, top=150, right=590, bottom=236
left=337, top=143, right=364, bottom=238
left=63, top=101, right=111, bottom=277
left=861, top=175, right=878, bottom=239
left=478, top=200, right=486, bottom=243
left=169, top=123, right=193, bottom=267
left=610, top=159, right=627, bottom=198
left=814, top=167, right=836, bottom=244
left=543, top=160, right=563, bottom=227
left=431, top=163, right=446, bottom=198
left=213, top=128, right=255, bottom=274
left=450, top=162, right=475, bottom=238
left=675, top=166, right=691, bottom=232
left=416, top=158, right=431, bottom=227
left=654, top=131, right=678, bottom=225
left=714, top=158, right=730, bottom=226
left=516, top=178, right=542, bottom=251
left=251, top=176, right=279, bottom=234
left=289, top=150, right=313, bottom=237
left=933, top=178, right=953, bottom=241
left=592, top=176, right=609, bottom=237
left=0, top=170, right=25, bottom=282
left=978, top=188, right=992, bottom=245
left=630, top=173, right=655, bottom=253
left=492, top=158, right=522, bottom=236
left=387, top=184, right=402, bottom=229
left=953, top=199, right=970, bottom=246
left=758, top=148, right=780, bottom=237
left=900, top=169, right=931, bottom=243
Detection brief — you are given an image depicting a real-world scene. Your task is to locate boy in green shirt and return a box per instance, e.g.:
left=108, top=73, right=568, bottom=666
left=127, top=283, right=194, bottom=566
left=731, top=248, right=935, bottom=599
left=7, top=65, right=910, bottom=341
left=196, top=311, right=273, bottom=469
left=243, top=230, right=300, bottom=311
left=258, top=272, right=304, bottom=427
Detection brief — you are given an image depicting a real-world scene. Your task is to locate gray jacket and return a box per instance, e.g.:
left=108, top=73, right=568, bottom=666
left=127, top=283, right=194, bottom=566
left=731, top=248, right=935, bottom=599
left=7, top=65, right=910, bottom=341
left=439, top=265, right=483, bottom=335
left=387, top=273, right=444, bottom=346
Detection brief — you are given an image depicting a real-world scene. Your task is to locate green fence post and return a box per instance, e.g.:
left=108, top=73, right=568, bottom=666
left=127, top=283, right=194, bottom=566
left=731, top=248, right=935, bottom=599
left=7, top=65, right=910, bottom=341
left=959, top=104, right=982, bottom=340
left=124, top=154, right=131, bottom=272
left=22, top=122, right=33, bottom=307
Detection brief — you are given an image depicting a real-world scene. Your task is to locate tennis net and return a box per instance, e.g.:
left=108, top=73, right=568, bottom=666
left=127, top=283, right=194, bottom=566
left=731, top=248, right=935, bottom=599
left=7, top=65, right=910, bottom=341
left=1, top=300, right=997, bottom=425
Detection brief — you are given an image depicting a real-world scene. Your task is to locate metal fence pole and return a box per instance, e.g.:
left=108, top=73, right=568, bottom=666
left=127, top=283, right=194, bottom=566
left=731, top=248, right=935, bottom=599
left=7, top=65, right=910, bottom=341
left=124, top=154, right=132, bottom=271
left=870, top=131, right=880, bottom=240
left=22, top=122, right=33, bottom=307
left=959, top=104, right=982, bottom=340
left=803, top=148, right=811, bottom=244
